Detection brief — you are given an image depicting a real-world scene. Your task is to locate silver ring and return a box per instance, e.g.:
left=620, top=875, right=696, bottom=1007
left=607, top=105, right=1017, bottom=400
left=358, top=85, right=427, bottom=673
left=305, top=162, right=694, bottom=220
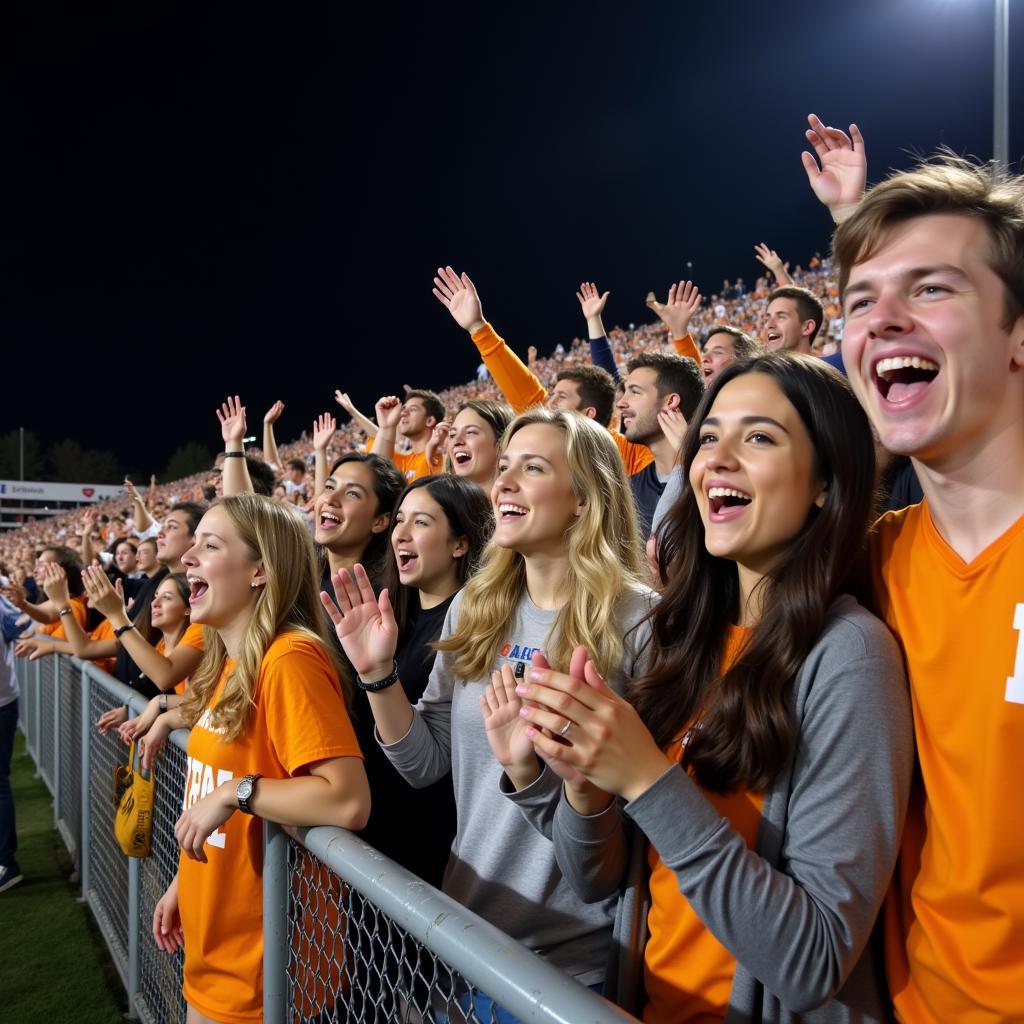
left=559, top=720, right=571, bottom=738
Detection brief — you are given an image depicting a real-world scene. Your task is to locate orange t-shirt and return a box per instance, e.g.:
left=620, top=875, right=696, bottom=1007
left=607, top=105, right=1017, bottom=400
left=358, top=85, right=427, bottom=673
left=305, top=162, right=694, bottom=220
left=178, top=631, right=363, bottom=1023
left=643, top=627, right=765, bottom=1024
left=672, top=333, right=701, bottom=365
left=366, top=435, right=437, bottom=482
left=872, top=503, right=1024, bottom=1023
left=172, top=622, right=205, bottom=695
left=89, top=618, right=117, bottom=675
left=611, top=429, right=655, bottom=476
left=42, top=595, right=88, bottom=639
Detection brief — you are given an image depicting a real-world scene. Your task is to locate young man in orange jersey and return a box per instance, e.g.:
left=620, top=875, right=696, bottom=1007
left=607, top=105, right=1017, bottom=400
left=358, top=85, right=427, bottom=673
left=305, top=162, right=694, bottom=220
left=835, top=155, right=1024, bottom=1023
left=371, top=389, right=445, bottom=482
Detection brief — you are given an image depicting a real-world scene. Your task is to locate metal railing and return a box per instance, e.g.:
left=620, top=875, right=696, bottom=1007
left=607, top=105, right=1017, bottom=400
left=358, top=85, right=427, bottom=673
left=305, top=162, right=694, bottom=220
left=16, top=654, right=636, bottom=1024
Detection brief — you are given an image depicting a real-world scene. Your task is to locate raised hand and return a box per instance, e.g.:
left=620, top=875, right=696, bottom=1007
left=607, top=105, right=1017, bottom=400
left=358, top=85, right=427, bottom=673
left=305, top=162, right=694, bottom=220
left=334, top=390, right=356, bottom=415
left=79, top=507, right=97, bottom=536
left=320, top=564, right=398, bottom=680
left=82, top=566, right=128, bottom=622
left=801, top=113, right=866, bottom=223
left=526, top=345, right=538, bottom=369
left=575, top=281, right=610, bottom=320
left=0, top=577, right=27, bottom=610
left=657, top=408, right=687, bottom=454
left=312, top=413, right=336, bottom=452
left=652, top=280, right=702, bottom=339
left=480, top=665, right=540, bottom=787
left=754, top=243, right=791, bottom=284
left=38, top=562, right=70, bottom=606
left=217, top=395, right=247, bottom=445
left=263, top=400, right=285, bottom=425
left=374, top=395, right=403, bottom=432
left=432, top=266, right=486, bottom=334
left=124, top=477, right=144, bottom=504
left=425, top=420, right=452, bottom=467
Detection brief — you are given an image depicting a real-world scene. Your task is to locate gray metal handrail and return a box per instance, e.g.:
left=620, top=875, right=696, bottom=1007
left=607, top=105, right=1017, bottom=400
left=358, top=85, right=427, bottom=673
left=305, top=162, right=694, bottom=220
left=16, top=653, right=639, bottom=1024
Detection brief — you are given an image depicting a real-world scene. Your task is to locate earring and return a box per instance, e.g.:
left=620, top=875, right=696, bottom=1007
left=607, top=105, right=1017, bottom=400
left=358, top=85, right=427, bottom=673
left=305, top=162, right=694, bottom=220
left=251, top=582, right=259, bottom=589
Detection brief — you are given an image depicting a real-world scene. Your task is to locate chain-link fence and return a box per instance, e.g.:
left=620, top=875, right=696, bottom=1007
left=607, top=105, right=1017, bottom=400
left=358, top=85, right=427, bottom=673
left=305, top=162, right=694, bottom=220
left=15, top=655, right=637, bottom=1024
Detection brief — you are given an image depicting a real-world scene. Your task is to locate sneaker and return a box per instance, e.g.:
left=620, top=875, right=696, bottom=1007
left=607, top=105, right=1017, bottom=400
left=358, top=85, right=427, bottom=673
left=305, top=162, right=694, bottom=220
left=0, top=864, right=23, bottom=893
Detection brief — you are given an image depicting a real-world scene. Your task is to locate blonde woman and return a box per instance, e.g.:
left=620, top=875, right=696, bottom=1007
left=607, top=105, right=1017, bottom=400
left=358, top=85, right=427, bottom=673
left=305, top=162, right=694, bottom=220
left=146, top=494, right=369, bottom=1024
left=324, top=408, right=654, bottom=1021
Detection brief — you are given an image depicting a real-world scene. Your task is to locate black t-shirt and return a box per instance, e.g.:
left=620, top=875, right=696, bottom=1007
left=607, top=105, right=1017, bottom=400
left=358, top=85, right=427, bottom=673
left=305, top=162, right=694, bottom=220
left=343, top=588, right=459, bottom=888
left=629, top=462, right=669, bottom=538
left=111, top=566, right=168, bottom=699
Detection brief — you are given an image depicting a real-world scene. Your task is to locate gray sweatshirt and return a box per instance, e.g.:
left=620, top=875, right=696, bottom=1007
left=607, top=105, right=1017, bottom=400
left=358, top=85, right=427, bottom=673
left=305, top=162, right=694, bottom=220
left=536, top=595, right=913, bottom=1021
left=379, top=583, right=655, bottom=985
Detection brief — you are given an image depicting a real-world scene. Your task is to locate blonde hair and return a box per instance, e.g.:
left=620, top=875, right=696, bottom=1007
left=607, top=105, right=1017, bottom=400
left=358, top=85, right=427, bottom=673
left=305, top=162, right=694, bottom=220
left=834, top=152, right=1024, bottom=330
left=436, top=408, right=644, bottom=681
left=180, top=494, right=349, bottom=742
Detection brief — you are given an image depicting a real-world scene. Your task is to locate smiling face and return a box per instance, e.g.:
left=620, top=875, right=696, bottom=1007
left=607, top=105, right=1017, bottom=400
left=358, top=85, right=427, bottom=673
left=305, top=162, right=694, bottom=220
left=763, top=297, right=812, bottom=353
left=689, top=373, right=824, bottom=578
left=156, top=511, right=195, bottom=568
left=841, top=213, right=1024, bottom=464
left=702, top=332, right=739, bottom=384
left=391, top=488, right=467, bottom=596
left=181, top=505, right=264, bottom=630
left=447, top=407, right=500, bottom=484
left=313, top=461, right=389, bottom=554
left=490, top=423, right=582, bottom=558
left=149, top=577, right=189, bottom=632
left=617, top=367, right=664, bottom=444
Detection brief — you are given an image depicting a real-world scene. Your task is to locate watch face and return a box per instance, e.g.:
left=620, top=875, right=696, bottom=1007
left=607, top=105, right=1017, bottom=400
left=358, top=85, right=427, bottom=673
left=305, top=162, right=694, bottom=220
left=237, top=779, right=253, bottom=803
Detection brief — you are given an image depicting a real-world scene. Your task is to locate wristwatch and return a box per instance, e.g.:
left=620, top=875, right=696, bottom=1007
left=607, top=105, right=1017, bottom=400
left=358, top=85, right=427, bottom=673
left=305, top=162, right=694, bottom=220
left=236, top=774, right=262, bottom=815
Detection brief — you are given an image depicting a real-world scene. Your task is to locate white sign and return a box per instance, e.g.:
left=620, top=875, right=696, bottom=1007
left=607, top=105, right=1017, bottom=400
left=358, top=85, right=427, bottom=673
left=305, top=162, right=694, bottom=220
left=0, top=480, right=124, bottom=503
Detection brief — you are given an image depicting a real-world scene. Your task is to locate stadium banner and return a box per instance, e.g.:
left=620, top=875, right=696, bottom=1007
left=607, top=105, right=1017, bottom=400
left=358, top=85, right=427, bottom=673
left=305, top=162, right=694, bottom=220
left=0, top=479, right=124, bottom=503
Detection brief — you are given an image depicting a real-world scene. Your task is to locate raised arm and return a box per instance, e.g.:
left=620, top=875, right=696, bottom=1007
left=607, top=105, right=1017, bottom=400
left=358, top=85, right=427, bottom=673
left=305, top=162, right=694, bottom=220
left=79, top=508, right=98, bottom=568
left=81, top=566, right=202, bottom=690
left=801, top=113, right=867, bottom=225
left=262, top=400, right=285, bottom=469
left=432, top=265, right=546, bottom=412
left=37, top=564, right=117, bottom=659
left=334, top=390, right=379, bottom=439
left=216, top=395, right=255, bottom=496
left=576, top=281, right=621, bottom=382
left=754, top=243, right=793, bottom=287
left=371, top=395, right=403, bottom=464
left=124, top=477, right=154, bottom=534
left=1, top=576, right=58, bottom=626
left=311, top=412, right=336, bottom=498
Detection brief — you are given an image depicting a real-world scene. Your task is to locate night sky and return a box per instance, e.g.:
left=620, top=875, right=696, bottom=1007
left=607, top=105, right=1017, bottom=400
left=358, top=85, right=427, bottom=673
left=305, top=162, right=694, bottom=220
left=2, top=2, right=1021, bottom=478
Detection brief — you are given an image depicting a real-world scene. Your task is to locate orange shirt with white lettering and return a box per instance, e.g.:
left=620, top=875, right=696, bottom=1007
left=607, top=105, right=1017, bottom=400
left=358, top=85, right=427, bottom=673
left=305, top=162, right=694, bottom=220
left=178, top=631, right=363, bottom=1023
left=644, top=627, right=765, bottom=1024
left=871, top=503, right=1024, bottom=1023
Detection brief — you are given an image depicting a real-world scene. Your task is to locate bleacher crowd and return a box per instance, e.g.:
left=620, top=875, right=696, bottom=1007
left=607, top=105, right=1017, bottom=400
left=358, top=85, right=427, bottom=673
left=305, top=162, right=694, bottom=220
left=1, top=112, right=1021, bottom=1024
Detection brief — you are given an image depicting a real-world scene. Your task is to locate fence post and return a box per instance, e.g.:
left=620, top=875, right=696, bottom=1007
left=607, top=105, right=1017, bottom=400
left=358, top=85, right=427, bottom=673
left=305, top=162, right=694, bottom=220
left=126, top=854, right=141, bottom=1021
left=53, top=656, right=62, bottom=826
left=32, top=657, right=41, bottom=774
left=79, top=666, right=91, bottom=903
left=263, top=821, right=288, bottom=1024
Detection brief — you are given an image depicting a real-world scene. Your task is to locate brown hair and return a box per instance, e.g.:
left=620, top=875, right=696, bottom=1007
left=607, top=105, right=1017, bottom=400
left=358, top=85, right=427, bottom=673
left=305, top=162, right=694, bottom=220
left=625, top=351, right=705, bottom=421
left=405, top=389, right=445, bottom=425
left=767, top=286, right=825, bottom=342
left=834, top=152, right=1024, bottom=330
left=634, top=353, right=875, bottom=793
left=702, top=325, right=760, bottom=360
left=555, top=365, right=616, bottom=427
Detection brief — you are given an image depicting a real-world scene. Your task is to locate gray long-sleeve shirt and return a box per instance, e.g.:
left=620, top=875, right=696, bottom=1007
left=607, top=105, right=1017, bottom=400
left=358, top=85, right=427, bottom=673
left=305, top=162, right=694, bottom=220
left=379, top=584, right=655, bottom=985
left=539, top=595, right=914, bottom=1021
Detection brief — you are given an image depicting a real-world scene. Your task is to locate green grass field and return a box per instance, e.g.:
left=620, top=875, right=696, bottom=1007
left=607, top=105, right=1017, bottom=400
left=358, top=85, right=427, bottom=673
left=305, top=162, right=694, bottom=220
left=0, top=731, right=126, bottom=1023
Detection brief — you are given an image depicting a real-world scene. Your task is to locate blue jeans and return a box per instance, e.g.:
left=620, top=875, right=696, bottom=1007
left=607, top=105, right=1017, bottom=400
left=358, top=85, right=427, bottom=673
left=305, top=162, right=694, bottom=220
left=437, top=982, right=603, bottom=1024
left=0, top=699, right=18, bottom=871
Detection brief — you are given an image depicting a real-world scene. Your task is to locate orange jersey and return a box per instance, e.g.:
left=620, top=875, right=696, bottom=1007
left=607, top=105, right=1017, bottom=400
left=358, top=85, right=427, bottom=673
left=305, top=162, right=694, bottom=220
left=178, top=632, right=363, bottom=1023
left=172, top=622, right=205, bottom=695
left=871, top=504, right=1024, bottom=1023
left=611, top=429, right=655, bottom=476
left=672, top=333, right=701, bottom=365
left=89, top=618, right=117, bottom=675
left=41, top=594, right=88, bottom=639
left=366, top=435, right=437, bottom=482
left=644, top=627, right=764, bottom=1024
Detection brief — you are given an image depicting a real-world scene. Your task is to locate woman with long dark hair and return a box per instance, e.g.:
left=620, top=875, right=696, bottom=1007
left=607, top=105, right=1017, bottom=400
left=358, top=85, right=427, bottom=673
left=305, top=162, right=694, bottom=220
left=517, top=354, right=914, bottom=1022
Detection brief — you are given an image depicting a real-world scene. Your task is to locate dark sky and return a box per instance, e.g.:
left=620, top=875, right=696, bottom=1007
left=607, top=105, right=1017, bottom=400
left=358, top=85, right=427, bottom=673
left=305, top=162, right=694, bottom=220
left=2, top=2, right=1021, bottom=478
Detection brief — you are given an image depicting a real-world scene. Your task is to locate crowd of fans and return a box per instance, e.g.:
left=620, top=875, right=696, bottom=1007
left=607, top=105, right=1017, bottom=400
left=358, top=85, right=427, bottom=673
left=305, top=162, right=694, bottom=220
left=1, top=112, right=1022, bottom=1024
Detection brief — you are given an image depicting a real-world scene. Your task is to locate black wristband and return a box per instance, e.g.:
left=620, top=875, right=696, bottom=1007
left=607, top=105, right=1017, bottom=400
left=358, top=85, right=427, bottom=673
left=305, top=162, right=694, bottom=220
left=114, top=623, right=136, bottom=640
left=223, top=450, right=245, bottom=458
left=356, top=659, right=401, bottom=692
